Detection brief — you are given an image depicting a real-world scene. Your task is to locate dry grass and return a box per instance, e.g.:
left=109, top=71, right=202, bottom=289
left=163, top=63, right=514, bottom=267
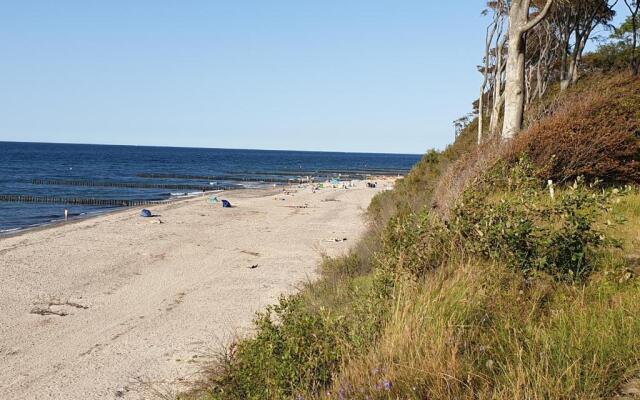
left=431, top=138, right=507, bottom=218
left=432, top=73, right=640, bottom=219
left=510, top=73, right=640, bottom=184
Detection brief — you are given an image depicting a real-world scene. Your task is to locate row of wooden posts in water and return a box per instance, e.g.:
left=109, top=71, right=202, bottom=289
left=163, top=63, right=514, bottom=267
left=135, top=170, right=405, bottom=182
left=2, top=170, right=408, bottom=207
left=0, top=194, right=176, bottom=207
left=136, top=172, right=314, bottom=183
left=30, top=178, right=232, bottom=191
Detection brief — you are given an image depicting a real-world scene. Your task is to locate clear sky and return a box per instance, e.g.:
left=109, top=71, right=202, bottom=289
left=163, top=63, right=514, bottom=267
left=0, top=2, right=630, bottom=154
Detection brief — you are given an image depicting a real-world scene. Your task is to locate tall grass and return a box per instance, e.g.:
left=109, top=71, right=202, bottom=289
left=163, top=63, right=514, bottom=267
left=319, top=254, right=640, bottom=399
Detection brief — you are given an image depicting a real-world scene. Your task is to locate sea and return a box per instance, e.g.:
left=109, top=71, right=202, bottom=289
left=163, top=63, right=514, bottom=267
left=0, top=141, right=421, bottom=234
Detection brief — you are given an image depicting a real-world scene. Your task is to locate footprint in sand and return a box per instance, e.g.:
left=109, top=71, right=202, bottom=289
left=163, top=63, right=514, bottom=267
left=30, top=297, right=89, bottom=317
left=165, top=292, right=186, bottom=312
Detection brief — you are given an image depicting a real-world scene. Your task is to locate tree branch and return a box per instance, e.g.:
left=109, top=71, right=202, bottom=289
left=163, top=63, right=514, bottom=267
left=521, top=0, right=554, bottom=33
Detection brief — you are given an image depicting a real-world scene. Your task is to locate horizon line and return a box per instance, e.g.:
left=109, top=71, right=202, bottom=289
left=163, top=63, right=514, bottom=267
left=0, top=139, right=425, bottom=157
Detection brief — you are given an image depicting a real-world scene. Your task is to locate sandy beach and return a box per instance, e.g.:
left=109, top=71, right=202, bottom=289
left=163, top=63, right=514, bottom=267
left=0, top=181, right=388, bottom=399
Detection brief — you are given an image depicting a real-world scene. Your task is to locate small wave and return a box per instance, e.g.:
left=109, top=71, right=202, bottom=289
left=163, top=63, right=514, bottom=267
left=170, top=191, right=206, bottom=197
left=24, top=214, right=61, bottom=220
left=238, top=181, right=275, bottom=189
left=1, top=221, right=43, bottom=234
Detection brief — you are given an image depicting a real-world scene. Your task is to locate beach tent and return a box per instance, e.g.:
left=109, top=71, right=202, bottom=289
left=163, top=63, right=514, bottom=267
left=222, top=199, right=232, bottom=208
left=209, top=195, right=220, bottom=204
left=140, top=209, right=152, bottom=217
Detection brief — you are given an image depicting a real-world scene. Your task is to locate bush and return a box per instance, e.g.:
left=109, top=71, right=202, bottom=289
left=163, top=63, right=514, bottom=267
left=454, top=160, right=621, bottom=279
left=380, top=211, right=453, bottom=278
left=381, top=160, right=621, bottom=281
left=202, top=296, right=345, bottom=400
left=368, top=149, right=444, bottom=225
left=432, top=138, right=506, bottom=217
left=510, top=74, right=640, bottom=184
left=433, top=73, right=640, bottom=218
left=369, top=120, right=480, bottom=223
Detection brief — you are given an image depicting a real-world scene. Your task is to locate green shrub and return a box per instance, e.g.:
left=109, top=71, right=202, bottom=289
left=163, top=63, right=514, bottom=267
left=203, top=296, right=345, bottom=400
left=453, top=161, right=620, bottom=279
left=380, top=160, right=621, bottom=281
left=380, top=211, right=453, bottom=278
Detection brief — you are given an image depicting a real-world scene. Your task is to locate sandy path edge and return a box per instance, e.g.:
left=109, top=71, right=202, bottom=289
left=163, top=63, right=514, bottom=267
left=0, top=181, right=388, bottom=400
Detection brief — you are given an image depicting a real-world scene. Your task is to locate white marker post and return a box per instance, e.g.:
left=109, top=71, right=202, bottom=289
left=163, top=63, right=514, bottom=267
left=548, top=180, right=555, bottom=199
left=64, top=209, right=68, bottom=221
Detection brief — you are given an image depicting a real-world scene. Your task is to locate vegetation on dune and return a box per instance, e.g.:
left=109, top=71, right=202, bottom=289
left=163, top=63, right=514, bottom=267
left=510, top=74, right=640, bottom=185
left=181, top=1, right=640, bottom=398
left=182, top=70, right=640, bottom=400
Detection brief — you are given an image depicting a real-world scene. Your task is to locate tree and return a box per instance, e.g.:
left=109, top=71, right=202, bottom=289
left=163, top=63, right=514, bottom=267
left=502, top=0, right=554, bottom=140
left=489, top=34, right=508, bottom=136
left=478, top=1, right=507, bottom=144
left=553, top=0, right=616, bottom=90
left=454, top=113, right=475, bottom=138
left=590, top=4, right=640, bottom=74
left=524, top=16, right=560, bottom=103
left=622, top=0, right=640, bottom=75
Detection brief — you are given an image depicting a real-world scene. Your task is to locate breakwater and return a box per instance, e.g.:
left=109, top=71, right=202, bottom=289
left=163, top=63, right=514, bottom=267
left=31, top=179, right=230, bottom=191
left=0, top=195, right=175, bottom=207
left=135, top=172, right=301, bottom=183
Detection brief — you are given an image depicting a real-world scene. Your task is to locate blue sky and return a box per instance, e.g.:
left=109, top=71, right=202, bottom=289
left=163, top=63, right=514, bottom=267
left=0, top=2, right=631, bottom=154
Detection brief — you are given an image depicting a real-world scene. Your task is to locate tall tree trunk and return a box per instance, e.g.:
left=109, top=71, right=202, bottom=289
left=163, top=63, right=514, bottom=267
left=479, top=19, right=499, bottom=145
left=478, top=88, right=484, bottom=145
left=561, top=29, right=588, bottom=89
left=489, top=65, right=505, bottom=136
left=502, top=23, right=526, bottom=139
left=488, top=12, right=507, bottom=138
left=490, top=34, right=507, bottom=137
left=490, top=92, right=505, bottom=135
left=502, top=0, right=554, bottom=140
left=560, top=55, right=576, bottom=90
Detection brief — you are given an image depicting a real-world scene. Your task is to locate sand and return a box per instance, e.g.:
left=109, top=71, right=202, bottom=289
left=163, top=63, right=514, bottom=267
left=0, top=181, right=389, bottom=399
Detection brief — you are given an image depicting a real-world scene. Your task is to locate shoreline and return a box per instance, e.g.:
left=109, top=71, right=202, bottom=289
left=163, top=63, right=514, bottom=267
left=0, top=187, right=280, bottom=240
left=0, top=179, right=389, bottom=399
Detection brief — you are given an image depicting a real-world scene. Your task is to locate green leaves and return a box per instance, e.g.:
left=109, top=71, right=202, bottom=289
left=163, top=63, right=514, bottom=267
left=452, top=160, right=620, bottom=280
left=382, top=159, right=623, bottom=281
left=208, top=296, right=344, bottom=399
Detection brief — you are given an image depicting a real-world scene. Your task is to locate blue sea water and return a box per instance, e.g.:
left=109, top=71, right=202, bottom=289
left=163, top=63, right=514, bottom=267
left=0, top=141, right=421, bottom=233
